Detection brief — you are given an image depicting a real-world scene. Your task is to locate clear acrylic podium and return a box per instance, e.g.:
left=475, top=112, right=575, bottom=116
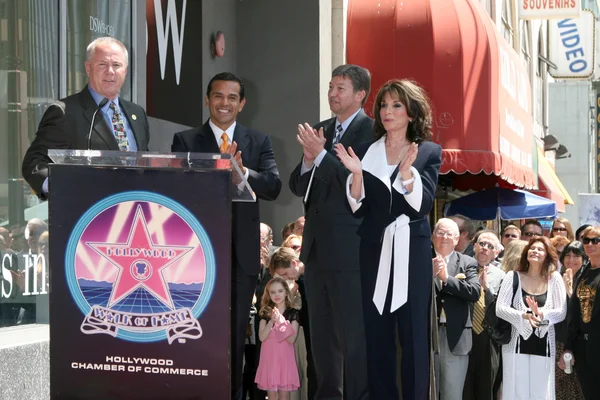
left=48, top=149, right=256, bottom=202
left=47, top=150, right=242, bottom=400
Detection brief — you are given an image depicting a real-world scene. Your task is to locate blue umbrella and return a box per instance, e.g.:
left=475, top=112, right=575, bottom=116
left=444, top=187, right=557, bottom=220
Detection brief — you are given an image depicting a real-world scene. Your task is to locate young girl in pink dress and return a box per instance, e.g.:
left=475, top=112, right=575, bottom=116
left=255, top=277, right=300, bottom=399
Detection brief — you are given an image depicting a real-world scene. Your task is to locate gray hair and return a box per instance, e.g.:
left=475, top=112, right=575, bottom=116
left=86, top=37, right=129, bottom=66
left=332, top=64, right=371, bottom=106
left=433, top=218, right=460, bottom=236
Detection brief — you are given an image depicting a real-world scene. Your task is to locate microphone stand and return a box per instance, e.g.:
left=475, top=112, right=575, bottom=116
left=87, top=97, right=109, bottom=156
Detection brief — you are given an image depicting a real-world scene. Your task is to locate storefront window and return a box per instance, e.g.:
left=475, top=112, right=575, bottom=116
left=0, top=0, right=58, bottom=327
left=66, top=0, right=132, bottom=98
left=1, top=0, right=131, bottom=328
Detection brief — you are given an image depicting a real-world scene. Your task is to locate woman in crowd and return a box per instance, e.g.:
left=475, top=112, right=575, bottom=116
left=551, top=217, right=575, bottom=241
left=550, top=236, right=570, bottom=271
left=554, top=241, right=586, bottom=400
left=335, top=79, right=441, bottom=400
left=560, top=241, right=587, bottom=297
left=559, top=227, right=600, bottom=399
left=496, top=236, right=567, bottom=400
left=500, top=239, right=528, bottom=273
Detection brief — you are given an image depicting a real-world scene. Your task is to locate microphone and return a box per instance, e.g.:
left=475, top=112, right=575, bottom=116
left=87, top=98, right=109, bottom=150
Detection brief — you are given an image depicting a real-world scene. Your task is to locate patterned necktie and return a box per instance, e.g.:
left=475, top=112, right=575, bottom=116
left=331, top=124, right=343, bottom=148
left=472, top=269, right=486, bottom=335
left=109, top=101, right=130, bottom=151
left=220, top=132, right=229, bottom=153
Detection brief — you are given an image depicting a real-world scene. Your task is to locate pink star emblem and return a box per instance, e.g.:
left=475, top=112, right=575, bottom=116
left=88, top=205, right=192, bottom=309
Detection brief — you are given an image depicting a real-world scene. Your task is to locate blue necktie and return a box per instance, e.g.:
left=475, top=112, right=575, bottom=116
left=332, top=124, right=343, bottom=149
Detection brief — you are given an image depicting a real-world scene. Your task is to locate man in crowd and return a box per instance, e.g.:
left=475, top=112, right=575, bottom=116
left=520, top=219, right=543, bottom=240
left=450, top=215, right=476, bottom=256
left=22, top=37, right=150, bottom=198
left=293, top=216, right=305, bottom=237
left=288, top=64, right=372, bottom=400
left=431, top=219, right=480, bottom=400
left=171, top=72, right=281, bottom=400
left=463, top=232, right=505, bottom=400
left=501, top=225, right=521, bottom=249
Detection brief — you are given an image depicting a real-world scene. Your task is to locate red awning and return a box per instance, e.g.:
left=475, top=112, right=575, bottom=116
left=347, top=0, right=537, bottom=190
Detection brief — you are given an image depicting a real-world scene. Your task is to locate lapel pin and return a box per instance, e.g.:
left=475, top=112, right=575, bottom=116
left=132, top=114, right=137, bottom=120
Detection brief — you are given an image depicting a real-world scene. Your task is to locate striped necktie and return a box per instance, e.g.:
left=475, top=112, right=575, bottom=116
left=331, top=124, right=343, bottom=148
left=220, top=132, right=229, bottom=153
left=472, top=269, right=486, bottom=335
left=109, top=102, right=130, bottom=151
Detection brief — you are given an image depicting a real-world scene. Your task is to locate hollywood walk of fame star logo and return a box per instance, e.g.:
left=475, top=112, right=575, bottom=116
left=87, top=205, right=193, bottom=310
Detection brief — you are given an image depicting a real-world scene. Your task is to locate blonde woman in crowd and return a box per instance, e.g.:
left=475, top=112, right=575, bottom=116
left=551, top=217, right=575, bottom=241
left=500, top=239, right=528, bottom=273
left=496, top=236, right=567, bottom=399
left=550, top=236, right=570, bottom=271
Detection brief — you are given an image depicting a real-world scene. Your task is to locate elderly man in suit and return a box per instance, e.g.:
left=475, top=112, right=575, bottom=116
left=171, top=72, right=281, bottom=400
left=22, top=37, right=150, bottom=198
left=463, top=232, right=505, bottom=400
left=432, top=218, right=480, bottom=400
left=287, top=64, right=372, bottom=400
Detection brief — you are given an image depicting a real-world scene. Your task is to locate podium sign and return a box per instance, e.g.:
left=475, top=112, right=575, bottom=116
left=48, top=151, right=243, bottom=399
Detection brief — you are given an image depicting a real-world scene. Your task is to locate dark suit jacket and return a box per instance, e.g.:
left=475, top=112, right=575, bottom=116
left=289, top=109, right=373, bottom=270
left=353, top=140, right=442, bottom=242
left=171, top=121, right=281, bottom=276
left=435, top=252, right=480, bottom=355
left=22, top=85, right=150, bottom=197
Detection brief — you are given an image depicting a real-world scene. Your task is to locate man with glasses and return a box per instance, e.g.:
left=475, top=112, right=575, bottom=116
left=501, top=225, right=521, bottom=249
left=432, top=219, right=480, bottom=400
left=463, top=232, right=505, bottom=400
left=520, top=220, right=543, bottom=241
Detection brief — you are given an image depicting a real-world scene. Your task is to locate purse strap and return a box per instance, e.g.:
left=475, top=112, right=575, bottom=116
left=510, top=271, right=520, bottom=305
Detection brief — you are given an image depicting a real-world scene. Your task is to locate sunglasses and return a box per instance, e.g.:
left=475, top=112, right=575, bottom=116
left=522, top=232, right=540, bottom=237
left=290, top=245, right=302, bottom=251
left=503, top=233, right=518, bottom=239
left=553, top=227, right=567, bottom=232
left=582, top=237, right=600, bottom=245
left=477, top=241, right=495, bottom=250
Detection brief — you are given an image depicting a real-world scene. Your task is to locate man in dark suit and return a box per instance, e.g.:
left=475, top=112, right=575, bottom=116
left=431, top=218, right=480, bottom=400
left=171, top=72, right=281, bottom=400
left=288, top=64, right=372, bottom=400
left=463, top=232, right=505, bottom=400
left=22, top=37, right=150, bottom=198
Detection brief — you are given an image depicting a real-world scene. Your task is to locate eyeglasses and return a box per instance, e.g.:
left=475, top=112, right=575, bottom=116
left=434, top=231, right=456, bottom=238
left=477, top=241, right=496, bottom=250
left=290, top=245, right=302, bottom=251
left=503, top=233, right=518, bottom=239
left=553, top=227, right=567, bottom=232
left=582, top=237, right=600, bottom=245
left=522, top=232, right=540, bottom=237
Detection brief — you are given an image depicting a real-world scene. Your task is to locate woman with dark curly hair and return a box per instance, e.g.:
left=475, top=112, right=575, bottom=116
left=335, top=79, right=441, bottom=400
left=554, top=240, right=586, bottom=400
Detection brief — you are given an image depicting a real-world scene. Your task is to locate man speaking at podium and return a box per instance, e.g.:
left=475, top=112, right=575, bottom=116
left=22, top=36, right=150, bottom=199
left=171, top=72, right=282, bottom=399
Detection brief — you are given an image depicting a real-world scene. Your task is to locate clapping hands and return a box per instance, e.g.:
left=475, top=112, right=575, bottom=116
left=271, top=307, right=285, bottom=325
left=524, top=296, right=544, bottom=328
left=334, top=144, right=362, bottom=175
